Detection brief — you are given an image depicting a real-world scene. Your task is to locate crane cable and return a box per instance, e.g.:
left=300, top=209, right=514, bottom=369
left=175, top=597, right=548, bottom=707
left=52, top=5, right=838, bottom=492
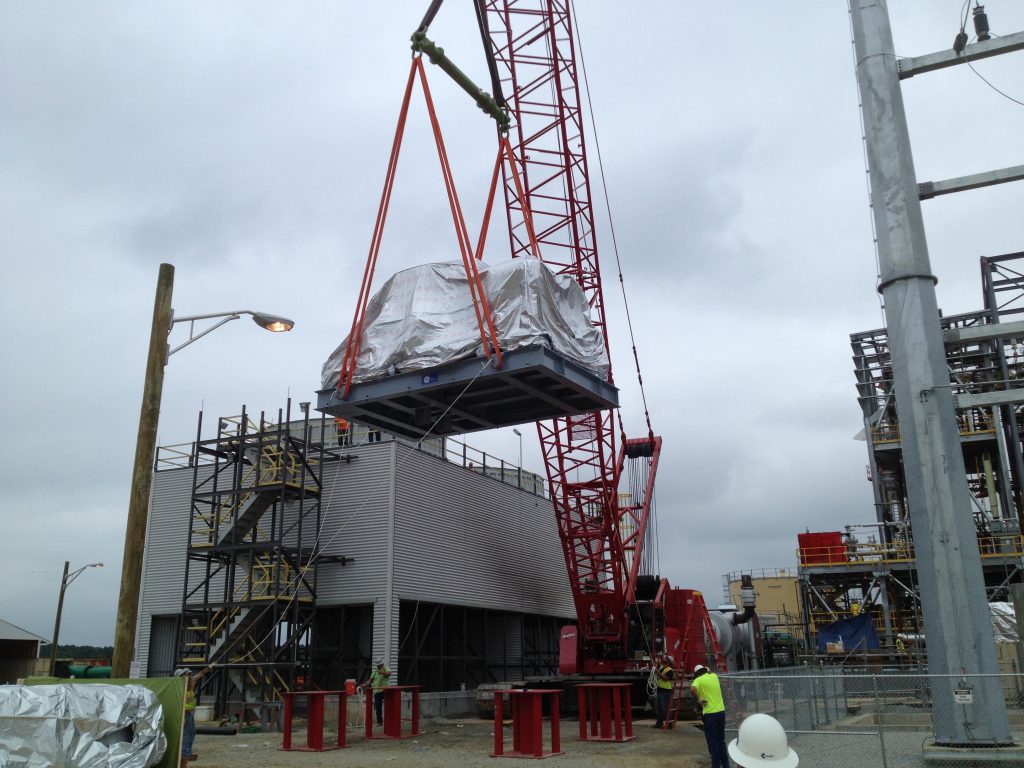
left=570, top=0, right=654, bottom=442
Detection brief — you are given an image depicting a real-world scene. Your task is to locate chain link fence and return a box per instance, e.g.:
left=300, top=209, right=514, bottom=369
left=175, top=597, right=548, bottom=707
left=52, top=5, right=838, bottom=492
left=720, top=667, right=1024, bottom=767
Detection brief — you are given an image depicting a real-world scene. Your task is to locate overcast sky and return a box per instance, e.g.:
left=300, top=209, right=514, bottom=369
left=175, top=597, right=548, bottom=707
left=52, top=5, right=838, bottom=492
left=2, top=2, right=1022, bottom=648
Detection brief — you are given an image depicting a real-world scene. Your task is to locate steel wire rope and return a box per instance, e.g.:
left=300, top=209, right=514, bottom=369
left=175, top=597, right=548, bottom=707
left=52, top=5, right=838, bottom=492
left=570, top=0, right=662, bottom=644
left=208, top=359, right=495, bottom=669
left=570, top=0, right=653, bottom=442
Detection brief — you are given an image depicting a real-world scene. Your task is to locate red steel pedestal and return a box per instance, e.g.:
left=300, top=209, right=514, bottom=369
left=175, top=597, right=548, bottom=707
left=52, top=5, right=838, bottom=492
left=492, top=689, right=564, bottom=759
left=364, top=685, right=421, bottom=740
left=577, top=682, right=634, bottom=742
left=281, top=690, right=347, bottom=751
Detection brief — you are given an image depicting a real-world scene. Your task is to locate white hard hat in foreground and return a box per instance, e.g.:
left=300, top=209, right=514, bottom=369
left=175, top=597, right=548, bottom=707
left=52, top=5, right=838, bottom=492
left=727, top=713, right=798, bottom=768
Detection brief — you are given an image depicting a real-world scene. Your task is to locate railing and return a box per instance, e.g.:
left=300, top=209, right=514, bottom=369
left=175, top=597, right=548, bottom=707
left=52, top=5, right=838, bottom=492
left=798, top=532, right=1024, bottom=568
left=870, top=410, right=995, bottom=446
left=159, top=417, right=547, bottom=498
left=797, top=540, right=914, bottom=567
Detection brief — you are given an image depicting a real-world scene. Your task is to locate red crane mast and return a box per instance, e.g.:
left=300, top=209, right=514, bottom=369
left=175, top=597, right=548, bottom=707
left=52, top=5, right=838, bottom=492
left=483, top=0, right=662, bottom=674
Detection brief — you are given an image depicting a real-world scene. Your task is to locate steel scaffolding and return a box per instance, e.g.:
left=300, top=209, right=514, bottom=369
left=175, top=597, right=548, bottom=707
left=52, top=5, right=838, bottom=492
left=178, top=401, right=347, bottom=718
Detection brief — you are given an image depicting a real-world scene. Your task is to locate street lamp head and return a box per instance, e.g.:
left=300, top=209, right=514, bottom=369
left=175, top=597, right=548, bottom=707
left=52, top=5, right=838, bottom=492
left=250, top=312, right=294, bottom=333
left=513, top=428, right=522, bottom=436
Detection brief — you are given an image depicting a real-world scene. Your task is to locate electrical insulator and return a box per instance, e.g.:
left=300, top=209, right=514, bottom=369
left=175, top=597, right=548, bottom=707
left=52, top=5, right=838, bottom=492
left=973, top=5, right=991, bottom=42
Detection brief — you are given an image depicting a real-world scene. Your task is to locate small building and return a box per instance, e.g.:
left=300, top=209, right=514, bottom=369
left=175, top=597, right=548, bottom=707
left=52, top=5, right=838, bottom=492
left=134, top=407, right=574, bottom=716
left=0, top=618, right=49, bottom=684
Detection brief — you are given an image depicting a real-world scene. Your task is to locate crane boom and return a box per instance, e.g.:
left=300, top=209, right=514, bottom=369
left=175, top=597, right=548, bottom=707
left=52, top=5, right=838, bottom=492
left=483, top=0, right=657, bottom=673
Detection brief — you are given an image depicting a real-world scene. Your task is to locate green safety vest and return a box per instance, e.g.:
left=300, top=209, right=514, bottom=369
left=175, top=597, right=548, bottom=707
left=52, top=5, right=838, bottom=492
left=656, top=664, right=674, bottom=690
left=692, top=672, right=725, bottom=714
left=369, top=667, right=391, bottom=692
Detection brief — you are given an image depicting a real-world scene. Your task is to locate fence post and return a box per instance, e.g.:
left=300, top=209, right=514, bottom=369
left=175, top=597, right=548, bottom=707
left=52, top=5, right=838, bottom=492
left=872, top=674, right=888, bottom=768
left=807, top=673, right=818, bottom=728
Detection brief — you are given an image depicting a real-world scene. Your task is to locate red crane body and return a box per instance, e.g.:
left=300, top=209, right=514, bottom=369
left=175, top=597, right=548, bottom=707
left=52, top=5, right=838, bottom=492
left=483, top=0, right=721, bottom=675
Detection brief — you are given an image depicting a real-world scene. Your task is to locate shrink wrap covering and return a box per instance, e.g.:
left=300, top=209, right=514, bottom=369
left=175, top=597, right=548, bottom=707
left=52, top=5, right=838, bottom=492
left=0, top=683, right=166, bottom=767
left=321, top=258, right=608, bottom=389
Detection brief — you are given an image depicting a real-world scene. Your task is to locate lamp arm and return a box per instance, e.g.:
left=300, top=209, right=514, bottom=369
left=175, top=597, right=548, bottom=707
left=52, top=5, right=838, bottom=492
left=171, top=310, right=257, bottom=324
left=168, top=315, right=241, bottom=357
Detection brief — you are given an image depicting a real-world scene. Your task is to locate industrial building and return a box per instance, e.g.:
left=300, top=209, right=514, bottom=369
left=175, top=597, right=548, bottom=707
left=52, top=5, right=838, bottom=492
left=797, top=252, right=1024, bottom=659
left=134, top=404, right=573, bottom=716
left=0, top=619, right=49, bottom=685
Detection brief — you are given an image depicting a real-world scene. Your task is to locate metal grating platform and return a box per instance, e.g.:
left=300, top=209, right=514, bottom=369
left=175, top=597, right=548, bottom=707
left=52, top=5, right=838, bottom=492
left=317, top=345, right=618, bottom=439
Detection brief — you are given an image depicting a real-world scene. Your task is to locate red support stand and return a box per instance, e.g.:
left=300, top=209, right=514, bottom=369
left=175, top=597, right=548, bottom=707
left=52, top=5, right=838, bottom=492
left=280, top=690, right=347, bottom=752
left=576, top=683, right=634, bottom=742
left=492, top=689, right=564, bottom=759
left=364, top=685, right=421, bottom=740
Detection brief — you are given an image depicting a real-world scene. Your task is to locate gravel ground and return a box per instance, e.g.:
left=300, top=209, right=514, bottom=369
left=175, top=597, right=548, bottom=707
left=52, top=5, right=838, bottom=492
left=189, top=716, right=707, bottom=768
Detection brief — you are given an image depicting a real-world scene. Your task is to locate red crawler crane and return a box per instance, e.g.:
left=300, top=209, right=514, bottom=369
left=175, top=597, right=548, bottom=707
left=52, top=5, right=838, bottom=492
left=337, top=0, right=726, bottom=680
left=480, top=0, right=722, bottom=676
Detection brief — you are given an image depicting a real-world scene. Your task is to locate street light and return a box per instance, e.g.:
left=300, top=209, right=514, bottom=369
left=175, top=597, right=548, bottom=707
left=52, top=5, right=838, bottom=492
left=169, top=310, right=295, bottom=355
left=512, top=428, right=523, bottom=469
left=111, top=264, right=295, bottom=677
left=50, top=561, right=103, bottom=676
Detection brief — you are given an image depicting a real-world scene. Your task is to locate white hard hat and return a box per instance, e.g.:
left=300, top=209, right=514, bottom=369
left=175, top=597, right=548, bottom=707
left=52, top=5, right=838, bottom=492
left=693, top=664, right=708, bottom=674
left=173, top=668, right=193, bottom=678
left=727, top=713, right=798, bottom=768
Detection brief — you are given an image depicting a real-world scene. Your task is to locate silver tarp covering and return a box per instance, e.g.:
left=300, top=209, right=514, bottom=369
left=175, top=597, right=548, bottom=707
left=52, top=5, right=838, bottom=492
left=321, top=258, right=609, bottom=389
left=991, top=602, right=1018, bottom=643
left=0, top=684, right=166, bottom=768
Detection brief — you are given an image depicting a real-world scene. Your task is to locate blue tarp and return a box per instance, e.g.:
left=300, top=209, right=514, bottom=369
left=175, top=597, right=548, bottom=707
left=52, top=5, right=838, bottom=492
left=817, top=613, right=880, bottom=653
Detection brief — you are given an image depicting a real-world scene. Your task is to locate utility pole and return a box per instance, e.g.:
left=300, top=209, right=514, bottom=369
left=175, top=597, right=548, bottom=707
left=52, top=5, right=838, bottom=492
left=49, top=561, right=70, bottom=676
left=850, top=0, right=1012, bottom=748
left=111, top=263, right=174, bottom=678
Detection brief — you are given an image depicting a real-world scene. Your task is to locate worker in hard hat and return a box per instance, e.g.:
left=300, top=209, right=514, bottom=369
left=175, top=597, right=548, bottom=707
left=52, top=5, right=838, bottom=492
left=359, top=658, right=391, bottom=727
left=174, top=666, right=209, bottom=765
left=652, top=654, right=675, bottom=729
left=727, top=713, right=799, bottom=767
left=334, top=417, right=350, bottom=446
left=691, top=664, right=729, bottom=768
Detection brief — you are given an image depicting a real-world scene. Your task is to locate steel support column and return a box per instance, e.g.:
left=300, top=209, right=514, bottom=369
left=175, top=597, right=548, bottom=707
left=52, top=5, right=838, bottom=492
left=850, top=0, right=1011, bottom=746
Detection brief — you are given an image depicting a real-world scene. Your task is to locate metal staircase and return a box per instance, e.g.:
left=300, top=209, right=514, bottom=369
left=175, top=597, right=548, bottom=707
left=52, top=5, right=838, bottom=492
left=178, top=402, right=350, bottom=718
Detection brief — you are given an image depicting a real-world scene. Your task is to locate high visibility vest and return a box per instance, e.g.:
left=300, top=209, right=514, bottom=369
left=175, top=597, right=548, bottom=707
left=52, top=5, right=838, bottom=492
left=656, top=664, right=674, bottom=690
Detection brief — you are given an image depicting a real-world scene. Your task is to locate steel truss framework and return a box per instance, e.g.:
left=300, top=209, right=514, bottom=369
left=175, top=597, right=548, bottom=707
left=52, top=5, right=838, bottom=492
left=397, top=600, right=562, bottom=692
left=178, top=402, right=344, bottom=716
left=801, top=253, right=1024, bottom=656
left=485, top=0, right=660, bottom=673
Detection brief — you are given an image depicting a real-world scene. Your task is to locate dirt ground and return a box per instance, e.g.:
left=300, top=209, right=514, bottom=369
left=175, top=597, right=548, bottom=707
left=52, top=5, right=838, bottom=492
left=190, top=715, right=709, bottom=768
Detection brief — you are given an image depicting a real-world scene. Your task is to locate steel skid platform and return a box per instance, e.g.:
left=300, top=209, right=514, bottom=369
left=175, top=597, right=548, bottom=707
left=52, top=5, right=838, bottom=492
left=317, top=345, right=618, bottom=439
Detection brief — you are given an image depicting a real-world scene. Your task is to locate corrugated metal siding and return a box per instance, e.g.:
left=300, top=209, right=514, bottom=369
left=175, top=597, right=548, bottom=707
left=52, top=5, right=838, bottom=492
left=139, top=437, right=573, bottom=678
left=313, top=443, right=394, bottom=606
left=136, top=467, right=196, bottom=672
left=147, top=616, right=178, bottom=677
left=393, top=444, right=574, bottom=618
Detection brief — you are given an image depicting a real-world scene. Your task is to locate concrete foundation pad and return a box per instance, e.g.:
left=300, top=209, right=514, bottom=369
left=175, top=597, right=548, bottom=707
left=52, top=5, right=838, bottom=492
left=922, top=742, right=1024, bottom=766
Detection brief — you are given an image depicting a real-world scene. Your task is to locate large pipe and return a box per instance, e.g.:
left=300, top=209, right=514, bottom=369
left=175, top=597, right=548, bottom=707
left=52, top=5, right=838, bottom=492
left=731, top=574, right=757, bottom=626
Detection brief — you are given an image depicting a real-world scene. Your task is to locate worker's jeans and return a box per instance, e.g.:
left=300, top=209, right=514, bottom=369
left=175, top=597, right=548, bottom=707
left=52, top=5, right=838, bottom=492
left=182, top=710, right=196, bottom=758
left=702, top=710, right=729, bottom=768
left=374, top=691, right=385, bottom=725
left=654, top=687, right=671, bottom=725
